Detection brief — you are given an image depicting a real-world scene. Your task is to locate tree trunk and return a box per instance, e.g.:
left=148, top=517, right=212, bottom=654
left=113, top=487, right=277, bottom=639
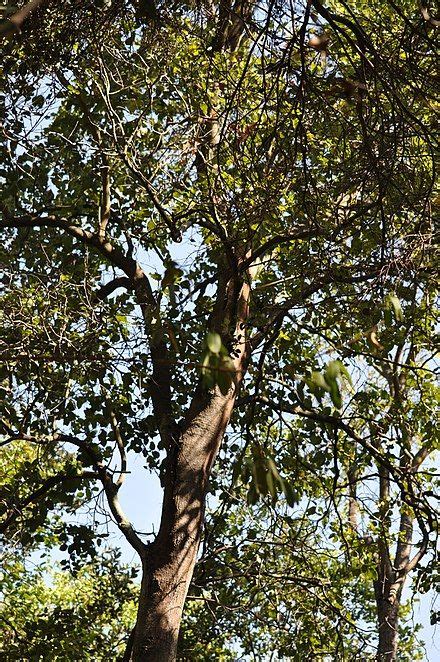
left=375, top=588, right=400, bottom=661
left=129, top=388, right=235, bottom=661
left=374, top=565, right=407, bottom=662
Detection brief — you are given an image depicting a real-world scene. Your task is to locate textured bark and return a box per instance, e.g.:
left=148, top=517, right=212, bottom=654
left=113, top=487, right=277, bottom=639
left=212, top=0, right=254, bottom=52
left=374, top=581, right=400, bottom=662
left=130, top=390, right=235, bottom=661
left=374, top=462, right=400, bottom=661
left=129, top=274, right=250, bottom=660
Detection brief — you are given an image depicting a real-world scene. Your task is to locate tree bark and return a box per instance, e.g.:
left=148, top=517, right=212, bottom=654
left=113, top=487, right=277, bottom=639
left=129, top=389, right=236, bottom=660
left=129, top=274, right=250, bottom=659
left=374, top=581, right=400, bottom=662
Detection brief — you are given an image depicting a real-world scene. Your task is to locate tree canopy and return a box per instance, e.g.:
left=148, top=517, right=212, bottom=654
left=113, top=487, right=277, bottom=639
left=0, top=1, right=438, bottom=660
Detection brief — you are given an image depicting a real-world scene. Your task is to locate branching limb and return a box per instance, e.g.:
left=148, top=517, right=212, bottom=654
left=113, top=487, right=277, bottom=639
left=0, top=211, right=176, bottom=448
left=0, top=0, right=46, bottom=37
left=1, top=430, right=147, bottom=558
left=94, top=276, right=132, bottom=301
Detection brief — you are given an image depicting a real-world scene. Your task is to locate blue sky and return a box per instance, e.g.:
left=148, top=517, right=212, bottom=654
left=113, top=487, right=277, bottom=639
left=102, top=457, right=438, bottom=660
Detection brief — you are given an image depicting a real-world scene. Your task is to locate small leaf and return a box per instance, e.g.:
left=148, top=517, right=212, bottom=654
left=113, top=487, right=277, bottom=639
left=384, top=308, right=393, bottom=327
left=32, top=95, right=45, bottom=108
left=206, top=332, right=222, bottom=353
left=385, top=293, right=404, bottom=322
left=232, top=460, right=242, bottom=485
left=309, top=371, right=330, bottom=392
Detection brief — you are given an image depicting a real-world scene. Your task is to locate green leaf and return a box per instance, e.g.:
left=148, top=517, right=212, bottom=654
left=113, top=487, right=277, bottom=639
left=266, top=470, right=277, bottom=498
left=384, top=293, right=404, bottom=322
left=309, top=371, right=331, bottom=392
left=267, top=457, right=281, bottom=480
left=32, top=95, right=45, bottom=108
left=252, top=459, right=268, bottom=495
left=206, top=332, right=222, bottom=354
left=384, top=308, right=393, bottom=327
left=328, top=380, right=342, bottom=409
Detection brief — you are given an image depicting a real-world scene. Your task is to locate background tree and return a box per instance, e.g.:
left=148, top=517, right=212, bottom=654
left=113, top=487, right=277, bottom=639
left=0, top=549, right=138, bottom=660
left=0, top=1, right=438, bottom=660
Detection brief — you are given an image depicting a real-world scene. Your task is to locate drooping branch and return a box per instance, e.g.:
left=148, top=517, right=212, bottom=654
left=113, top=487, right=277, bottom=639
left=246, top=395, right=402, bottom=480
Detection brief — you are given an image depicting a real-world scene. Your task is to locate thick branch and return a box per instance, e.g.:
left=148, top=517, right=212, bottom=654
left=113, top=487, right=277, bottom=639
left=105, top=399, right=127, bottom=489
left=94, top=276, right=132, bottom=301
left=0, top=0, right=46, bottom=36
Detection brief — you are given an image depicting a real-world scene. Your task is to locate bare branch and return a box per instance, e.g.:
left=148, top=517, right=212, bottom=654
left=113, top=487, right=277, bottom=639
left=94, top=276, right=131, bottom=301
left=105, top=398, right=127, bottom=489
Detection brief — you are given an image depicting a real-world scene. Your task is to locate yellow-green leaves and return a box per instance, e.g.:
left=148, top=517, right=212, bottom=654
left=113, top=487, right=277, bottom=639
left=201, top=332, right=236, bottom=395
left=307, top=360, right=352, bottom=409
left=240, top=453, right=296, bottom=506
left=206, top=331, right=222, bottom=353
left=384, top=292, right=404, bottom=323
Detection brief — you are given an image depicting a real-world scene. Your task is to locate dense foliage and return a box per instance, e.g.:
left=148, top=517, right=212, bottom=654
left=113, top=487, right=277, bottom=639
left=0, top=0, right=438, bottom=659
left=1, top=550, right=137, bottom=660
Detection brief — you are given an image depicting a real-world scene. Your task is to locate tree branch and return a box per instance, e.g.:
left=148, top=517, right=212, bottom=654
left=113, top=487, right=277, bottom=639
left=105, top=398, right=127, bottom=489
left=94, top=276, right=132, bottom=301
left=0, top=0, right=46, bottom=37
left=246, top=395, right=402, bottom=479
left=0, top=211, right=176, bottom=448
left=1, top=430, right=147, bottom=557
left=0, top=472, right=95, bottom=535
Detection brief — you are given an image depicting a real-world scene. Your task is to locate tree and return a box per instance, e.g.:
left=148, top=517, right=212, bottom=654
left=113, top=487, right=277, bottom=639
left=0, top=1, right=437, bottom=660
left=180, top=500, right=427, bottom=660
left=180, top=314, right=438, bottom=660
left=1, top=549, right=138, bottom=660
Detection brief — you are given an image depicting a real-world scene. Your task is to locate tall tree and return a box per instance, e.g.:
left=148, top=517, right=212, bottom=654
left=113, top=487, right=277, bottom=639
left=0, top=1, right=437, bottom=660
